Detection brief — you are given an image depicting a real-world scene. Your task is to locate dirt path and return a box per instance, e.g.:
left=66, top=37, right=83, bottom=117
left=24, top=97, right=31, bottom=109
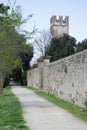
left=11, top=86, right=87, bottom=130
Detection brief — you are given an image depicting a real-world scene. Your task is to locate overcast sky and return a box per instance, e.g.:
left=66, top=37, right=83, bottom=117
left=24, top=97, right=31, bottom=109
left=1, top=0, right=87, bottom=42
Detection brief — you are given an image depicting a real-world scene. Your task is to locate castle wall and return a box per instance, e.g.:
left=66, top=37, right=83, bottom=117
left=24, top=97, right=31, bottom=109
left=27, top=50, right=87, bottom=108
left=27, top=68, right=40, bottom=89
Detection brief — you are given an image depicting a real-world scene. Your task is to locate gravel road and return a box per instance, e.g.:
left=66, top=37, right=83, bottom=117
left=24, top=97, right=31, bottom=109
left=11, top=86, right=87, bottom=130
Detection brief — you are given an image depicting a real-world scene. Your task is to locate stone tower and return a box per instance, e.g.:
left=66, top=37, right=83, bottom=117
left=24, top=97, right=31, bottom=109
left=50, top=15, right=69, bottom=37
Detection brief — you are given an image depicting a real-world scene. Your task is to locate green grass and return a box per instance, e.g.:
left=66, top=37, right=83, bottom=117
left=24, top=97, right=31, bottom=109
left=24, top=86, right=87, bottom=122
left=23, top=86, right=39, bottom=91
left=0, top=86, right=29, bottom=130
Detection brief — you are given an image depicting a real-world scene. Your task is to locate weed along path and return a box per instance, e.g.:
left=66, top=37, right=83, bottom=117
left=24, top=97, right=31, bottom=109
left=11, top=86, right=87, bottom=130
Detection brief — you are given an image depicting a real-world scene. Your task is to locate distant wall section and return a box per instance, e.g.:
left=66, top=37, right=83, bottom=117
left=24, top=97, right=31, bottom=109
left=27, top=68, right=40, bottom=89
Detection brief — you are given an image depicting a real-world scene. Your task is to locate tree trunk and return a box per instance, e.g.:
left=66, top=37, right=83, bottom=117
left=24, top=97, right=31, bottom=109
left=0, top=71, right=6, bottom=96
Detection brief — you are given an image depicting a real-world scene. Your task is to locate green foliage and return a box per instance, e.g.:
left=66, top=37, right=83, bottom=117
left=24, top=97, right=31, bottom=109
left=37, top=55, right=51, bottom=62
left=20, top=71, right=27, bottom=86
left=45, top=34, right=76, bottom=62
left=0, top=2, right=35, bottom=95
left=76, top=39, right=87, bottom=52
left=3, top=73, right=10, bottom=88
left=11, top=68, right=22, bottom=83
left=37, top=56, right=46, bottom=62
left=11, top=69, right=27, bottom=86
left=11, top=44, right=33, bottom=85
left=0, top=3, right=10, bottom=15
left=20, top=44, right=33, bottom=71
left=0, top=2, right=34, bottom=73
left=30, top=63, right=38, bottom=69
left=0, top=87, right=29, bottom=130
left=0, top=3, right=23, bottom=73
left=85, top=101, right=87, bottom=108
left=23, top=86, right=39, bottom=91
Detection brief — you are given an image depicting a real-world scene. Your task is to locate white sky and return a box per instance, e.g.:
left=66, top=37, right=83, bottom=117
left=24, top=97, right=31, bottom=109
left=1, top=0, right=87, bottom=42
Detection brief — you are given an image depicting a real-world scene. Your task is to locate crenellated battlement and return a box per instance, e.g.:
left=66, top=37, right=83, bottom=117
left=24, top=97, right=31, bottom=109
left=50, top=15, right=69, bottom=25
left=50, top=15, right=69, bottom=37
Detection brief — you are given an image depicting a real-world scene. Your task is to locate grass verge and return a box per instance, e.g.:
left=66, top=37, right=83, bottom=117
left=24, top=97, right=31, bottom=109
left=23, top=86, right=39, bottom=91
left=24, top=86, right=87, bottom=122
left=0, top=86, right=29, bottom=130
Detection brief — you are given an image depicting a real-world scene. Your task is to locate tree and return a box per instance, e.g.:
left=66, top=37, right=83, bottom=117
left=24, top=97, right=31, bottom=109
left=77, top=39, right=87, bottom=52
left=34, top=30, right=51, bottom=56
left=11, top=68, right=22, bottom=83
left=0, top=2, right=34, bottom=95
left=45, top=34, right=76, bottom=62
left=10, top=34, right=33, bottom=85
left=20, top=43, right=33, bottom=71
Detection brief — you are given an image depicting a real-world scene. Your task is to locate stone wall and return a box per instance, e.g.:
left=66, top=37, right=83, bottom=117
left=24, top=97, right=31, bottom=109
left=27, top=68, right=40, bottom=89
left=27, top=50, right=87, bottom=108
